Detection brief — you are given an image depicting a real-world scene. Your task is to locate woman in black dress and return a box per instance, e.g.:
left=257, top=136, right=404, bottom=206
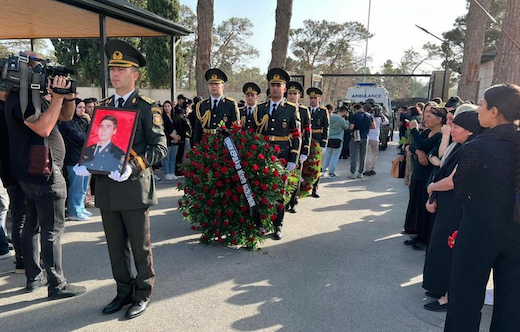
left=421, top=111, right=484, bottom=311
left=444, top=84, right=520, bottom=331
left=403, top=107, right=446, bottom=250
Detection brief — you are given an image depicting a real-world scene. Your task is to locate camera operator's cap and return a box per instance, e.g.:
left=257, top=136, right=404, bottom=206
left=306, top=87, right=323, bottom=97
left=105, top=40, right=146, bottom=68
left=267, top=68, right=290, bottom=84
left=205, top=68, right=227, bottom=83
left=243, top=82, right=261, bottom=95
left=287, top=81, right=303, bottom=94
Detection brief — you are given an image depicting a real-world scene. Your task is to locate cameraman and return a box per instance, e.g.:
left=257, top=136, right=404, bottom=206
left=4, top=52, right=86, bottom=299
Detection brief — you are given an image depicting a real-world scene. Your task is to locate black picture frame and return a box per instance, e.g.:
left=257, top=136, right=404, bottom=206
left=79, top=107, right=140, bottom=174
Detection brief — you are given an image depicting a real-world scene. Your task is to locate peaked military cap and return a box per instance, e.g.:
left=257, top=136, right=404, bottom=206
left=287, top=81, right=303, bottom=94
left=307, top=87, right=323, bottom=97
left=267, top=68, right=290, bottom=84
left=205, top=68, right=227, bottom=83
left=243, top=82, right=261, bottom=95
left=105, top=39, right=146, bottom=68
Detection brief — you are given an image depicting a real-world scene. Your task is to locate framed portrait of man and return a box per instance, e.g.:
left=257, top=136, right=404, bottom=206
left=79, top=107, right=140, bottom=174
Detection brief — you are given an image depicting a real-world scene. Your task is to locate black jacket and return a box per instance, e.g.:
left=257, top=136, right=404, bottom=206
left=59, top=114, right=89, bottom=166
left=454, top=124, right=520, bottom=242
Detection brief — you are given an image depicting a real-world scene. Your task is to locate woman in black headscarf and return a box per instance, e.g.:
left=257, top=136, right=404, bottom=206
left=421, top=111, right=484, bottom=312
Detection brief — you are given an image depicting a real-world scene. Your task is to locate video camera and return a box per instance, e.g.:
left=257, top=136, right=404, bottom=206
left=0, top=53, right=77, bottom=95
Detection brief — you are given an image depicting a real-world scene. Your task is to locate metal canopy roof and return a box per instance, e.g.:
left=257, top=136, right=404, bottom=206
left=0, top=0, right=191, bottom=39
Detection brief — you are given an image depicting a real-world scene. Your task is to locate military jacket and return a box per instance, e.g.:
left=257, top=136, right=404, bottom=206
left=193, top=96, right=240, bottom=144
left=298, top=104, right=312, bottom=156
left=253, top=100, right=301, bottom=164
left=95, top=89, right=167, bottom=211
left=239, top=105, right=256, bottom=131
left=83, top=142, right=125, bottom=173
left=309, top=106, right=330, bottom=147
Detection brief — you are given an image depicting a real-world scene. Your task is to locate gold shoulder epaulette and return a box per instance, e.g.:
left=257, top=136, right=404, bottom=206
left=319, top=106, right=327, bottom=110
left=225, top=96, right=236, bottom=102
left=299, top=104, right=308, bottom=110
left=140, top=95, right=155, bottom=105
left=286, top=101, right=297, bottom=107
left=96, top=95, right=113, bottom=106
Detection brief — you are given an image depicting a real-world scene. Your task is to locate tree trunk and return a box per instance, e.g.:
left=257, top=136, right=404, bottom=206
left=493, top=0, right=520, bottom=85
left=196, top=0, right=214, bottom=98
left=268, top=0, right=293, bottom=70
left=458, top=0, right=492, bottom=102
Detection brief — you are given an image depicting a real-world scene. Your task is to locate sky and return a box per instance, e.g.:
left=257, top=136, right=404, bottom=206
left=181, top=0, right=469, bottom=74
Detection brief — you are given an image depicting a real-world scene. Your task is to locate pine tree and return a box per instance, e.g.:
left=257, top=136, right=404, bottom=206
left=146, top=0, right=183, bottom=89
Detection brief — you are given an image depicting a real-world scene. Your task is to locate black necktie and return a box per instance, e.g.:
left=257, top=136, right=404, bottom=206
left=117, top=97, right=124, bottom=108
left=212, top=99, right=218, bottom=112
left=271, top=103, right=277, bottom=115
left=248, top=107, right=252, bottom=117
left=95, top=145, right=102, bottom=155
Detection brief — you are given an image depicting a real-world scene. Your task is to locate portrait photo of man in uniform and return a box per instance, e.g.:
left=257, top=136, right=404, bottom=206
left=81, top=109, right=139, bottom=174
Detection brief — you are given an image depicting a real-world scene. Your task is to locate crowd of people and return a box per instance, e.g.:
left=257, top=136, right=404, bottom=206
left=0, top=40, right=519, bottom=330
left=397, top=89, right=520, bottom=331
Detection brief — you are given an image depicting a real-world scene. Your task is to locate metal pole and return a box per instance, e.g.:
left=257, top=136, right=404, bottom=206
left=99, top=14, right=108, bottom=99
left=362, top=0, right=372, bottom=82
left=171, top=36, right=176, bottom=102
left=30, top=39, right=35, bottom=51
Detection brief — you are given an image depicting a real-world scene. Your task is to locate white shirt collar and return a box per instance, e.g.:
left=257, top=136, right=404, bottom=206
left=270, top=99, right=283, bottom=108
left=95, top=141, right=111, bottom=153
left=210, top=95, right=223, bottom=106
left=114, top=90, right=135, bottom=106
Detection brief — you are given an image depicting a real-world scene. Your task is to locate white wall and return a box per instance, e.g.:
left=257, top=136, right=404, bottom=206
left=478, top=60, right=494, bottom=102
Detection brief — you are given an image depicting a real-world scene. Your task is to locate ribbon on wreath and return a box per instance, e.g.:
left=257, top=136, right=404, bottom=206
left=221, top=132, right=262, bottom=228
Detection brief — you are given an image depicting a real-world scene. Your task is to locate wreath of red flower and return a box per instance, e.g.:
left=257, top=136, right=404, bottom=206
left=299, top=141, right=322, bottom=198
left=177, top=125, right=288, bottom=250
left=448, top=230, right=458, bottom=249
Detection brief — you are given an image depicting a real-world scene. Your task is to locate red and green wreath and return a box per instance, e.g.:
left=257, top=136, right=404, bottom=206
left=299, top=141, right=322, bottom=198
left=177, top=125, right=289, bottom=250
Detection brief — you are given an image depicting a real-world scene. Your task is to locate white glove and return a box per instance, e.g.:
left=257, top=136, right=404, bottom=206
left=299, top=154, right=308, bottom=162
left=108, top=165, right=132, bottom=182
left=286, top=162, right=297, bottom=172
left=321, top=147, right=327, bottom=154
left=73, top=164, right=91, bottom=177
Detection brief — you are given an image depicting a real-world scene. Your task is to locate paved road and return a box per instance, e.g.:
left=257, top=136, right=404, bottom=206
left=0, top=138, right=492, bottom=332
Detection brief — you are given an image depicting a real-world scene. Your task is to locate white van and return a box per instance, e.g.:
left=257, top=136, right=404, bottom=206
left=344, top=83, right=392, bottom=111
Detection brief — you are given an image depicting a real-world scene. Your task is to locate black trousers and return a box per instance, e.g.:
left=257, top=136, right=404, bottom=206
left=19, top=170, right=67, bottom=290
left=445, top=220, right=520, bottom=332
left=101, top=208, right=154, bottom=302
left=6, top=183, right=26, bottom=263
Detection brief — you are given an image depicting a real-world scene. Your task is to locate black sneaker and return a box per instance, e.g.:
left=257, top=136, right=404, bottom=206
left=26, top=278, right=48, bottom=293
left=48, top=284, right=87, bottom=300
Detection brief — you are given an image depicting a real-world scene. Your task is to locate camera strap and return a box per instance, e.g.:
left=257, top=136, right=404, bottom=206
left=19, top=56, right=29, bottom=118
left=30, top=72, right=42, bottom=122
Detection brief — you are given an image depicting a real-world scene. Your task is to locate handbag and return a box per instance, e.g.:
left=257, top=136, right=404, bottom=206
left=28, top=141, right=52, bottom=176
left=391, top=155, right=405, bottom=178
left=327, top=138, right=341, bottom=149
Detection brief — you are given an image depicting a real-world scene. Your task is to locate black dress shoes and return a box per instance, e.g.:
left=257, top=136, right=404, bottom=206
left=103, top=295, right=133, bottom=314
left=126, top=299, right=150, bottom=319
left=311, top=192, right=320, bottom=198
left=273, top=226, right=283, bottom=240
left=424, top=300, right=448, bottom=312
left=287, top=205, right=297, bottom=213
left=403, top=237, right=418, bottom=246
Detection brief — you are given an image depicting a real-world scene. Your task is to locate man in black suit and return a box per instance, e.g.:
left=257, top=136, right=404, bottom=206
left=83, top=115, right=125, bottom=173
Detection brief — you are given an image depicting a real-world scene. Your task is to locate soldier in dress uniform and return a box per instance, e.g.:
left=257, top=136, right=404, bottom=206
left=192, top=68, right=240, bottom=144
left=252, top=68, right=301, bottom=239
left=240, top=82, right=261, bottom=131
left=74, top=39, right=167, bottom=319
left=285, top=81, right=311, bottom=213
left=307, top=87, right=329, bottom=198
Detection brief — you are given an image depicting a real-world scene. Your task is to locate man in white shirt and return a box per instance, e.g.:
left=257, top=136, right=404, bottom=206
left=364, top=105, right=389, bottom=176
